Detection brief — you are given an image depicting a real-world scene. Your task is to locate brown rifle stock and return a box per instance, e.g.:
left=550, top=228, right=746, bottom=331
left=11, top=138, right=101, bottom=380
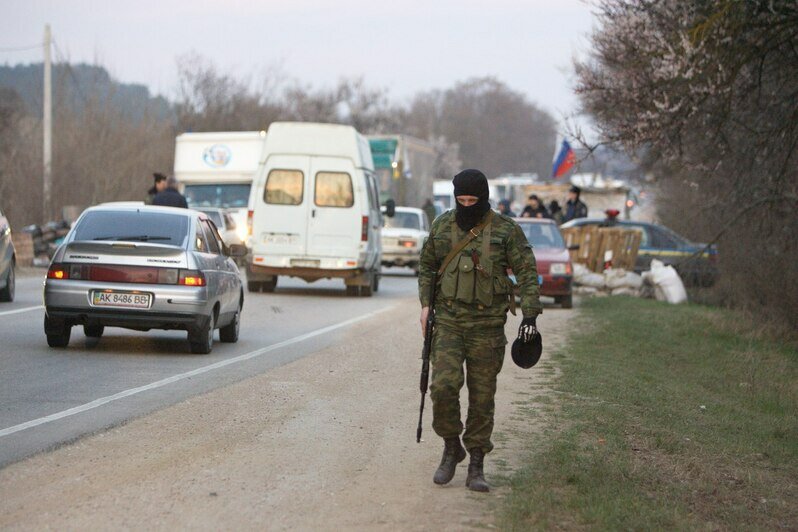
left=416, top=273, right=436, bottom=443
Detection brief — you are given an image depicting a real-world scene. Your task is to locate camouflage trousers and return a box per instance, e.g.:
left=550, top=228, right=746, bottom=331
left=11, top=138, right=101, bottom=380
left=430, top=322, right=507, bottom=454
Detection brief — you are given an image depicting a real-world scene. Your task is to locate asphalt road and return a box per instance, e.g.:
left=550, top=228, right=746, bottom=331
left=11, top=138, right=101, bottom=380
left=0, top=268, right=419, bottom=468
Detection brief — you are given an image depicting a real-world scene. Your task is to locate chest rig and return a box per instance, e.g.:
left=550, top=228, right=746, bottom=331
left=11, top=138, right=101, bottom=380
left=439, top=214, right=496, bottom=307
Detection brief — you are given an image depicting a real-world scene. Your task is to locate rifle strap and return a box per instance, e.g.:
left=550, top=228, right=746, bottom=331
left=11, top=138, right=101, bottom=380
left=436, top=211, right=494, bottom=276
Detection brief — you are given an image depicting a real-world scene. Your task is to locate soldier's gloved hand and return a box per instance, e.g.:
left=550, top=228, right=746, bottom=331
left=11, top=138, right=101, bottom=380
left=517, top=316, right=538, bottom=343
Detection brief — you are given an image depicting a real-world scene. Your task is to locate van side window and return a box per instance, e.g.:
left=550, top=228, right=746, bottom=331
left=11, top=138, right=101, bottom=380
left=265, top=169, right=304, bottom=205
left=315, top=172, right=354, bottom=208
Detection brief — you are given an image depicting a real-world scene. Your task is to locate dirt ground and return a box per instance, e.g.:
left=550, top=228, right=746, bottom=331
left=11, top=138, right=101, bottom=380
left=0, top=298, right=572, bottom=531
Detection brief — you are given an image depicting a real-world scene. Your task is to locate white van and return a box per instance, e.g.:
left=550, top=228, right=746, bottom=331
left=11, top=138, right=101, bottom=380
left=246, top=122, right=383, bottom=296
left=174, top=131, right=267, bottom=242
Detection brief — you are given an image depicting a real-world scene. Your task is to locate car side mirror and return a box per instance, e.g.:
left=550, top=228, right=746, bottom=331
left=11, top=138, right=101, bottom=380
left=227, top=243, right=248, bottom=257
left=568, top=244, right=580, bottom=251
left=383, top=199, right=396, bottom=218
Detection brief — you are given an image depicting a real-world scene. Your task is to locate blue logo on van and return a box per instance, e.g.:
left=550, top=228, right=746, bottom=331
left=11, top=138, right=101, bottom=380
left=202, top=144, right=232, bottom=168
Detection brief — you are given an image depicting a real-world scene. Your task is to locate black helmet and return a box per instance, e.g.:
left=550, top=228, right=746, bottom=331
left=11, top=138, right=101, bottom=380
left=511, top=333, right=543, bottom=369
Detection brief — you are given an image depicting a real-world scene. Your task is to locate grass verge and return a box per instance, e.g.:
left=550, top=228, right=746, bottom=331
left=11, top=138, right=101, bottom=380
left=499, top=297, right=797, bottom=530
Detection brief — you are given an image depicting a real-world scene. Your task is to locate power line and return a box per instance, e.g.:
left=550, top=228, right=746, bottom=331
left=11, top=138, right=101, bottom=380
left=0, top=43, right=43, bottom=52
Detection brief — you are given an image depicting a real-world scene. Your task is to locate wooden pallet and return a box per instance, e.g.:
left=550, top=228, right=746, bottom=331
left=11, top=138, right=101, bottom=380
left=561, top=225, right=641, bottom=272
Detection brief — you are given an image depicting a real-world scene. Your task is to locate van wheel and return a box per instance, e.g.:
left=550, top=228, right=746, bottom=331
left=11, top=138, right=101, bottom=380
left=45, top=315, right=71, bottom=348
left=247, top=281, right=262, bottom=293
left=189, top=314, right=214, bottom=354
left=346, top=285, right=360, bottom=297
left=373, top=271, right=380, bottom=293
left=84, top=324, right=104, bottom=338
left=262, top=277, right=277, bottom=293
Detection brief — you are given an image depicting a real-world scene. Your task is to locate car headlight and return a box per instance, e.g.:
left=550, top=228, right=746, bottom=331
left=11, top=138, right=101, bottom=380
left=235, top=226, right=248, bottom=243
left=550, top=263, right=568, bottom=275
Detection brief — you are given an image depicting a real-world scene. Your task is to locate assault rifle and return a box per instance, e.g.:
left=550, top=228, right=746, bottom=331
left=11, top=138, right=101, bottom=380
left=416, top=272, right=436, bottom=443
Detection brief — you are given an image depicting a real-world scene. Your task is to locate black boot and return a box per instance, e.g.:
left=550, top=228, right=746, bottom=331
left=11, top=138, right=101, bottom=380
left=466, top=449, right=490, bottom=492
left=433, top=437, right=466, bottom=485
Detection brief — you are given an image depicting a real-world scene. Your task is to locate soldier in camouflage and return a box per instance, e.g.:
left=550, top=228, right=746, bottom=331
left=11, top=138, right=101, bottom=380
left=418, top=169, right=541, bottom=492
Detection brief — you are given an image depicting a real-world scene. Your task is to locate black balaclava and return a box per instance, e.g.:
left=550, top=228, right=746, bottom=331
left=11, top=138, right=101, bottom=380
left=452, top=169, right=490, bottom=231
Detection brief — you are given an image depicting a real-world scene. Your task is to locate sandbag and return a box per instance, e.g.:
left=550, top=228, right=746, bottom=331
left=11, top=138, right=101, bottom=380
left=604, top=268, right=643, bottom=289
left=647, top=260, right=687, bottom=304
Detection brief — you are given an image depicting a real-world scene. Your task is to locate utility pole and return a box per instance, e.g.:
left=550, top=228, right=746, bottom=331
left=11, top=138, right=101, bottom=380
left=43, top=24, right=52, bottom=223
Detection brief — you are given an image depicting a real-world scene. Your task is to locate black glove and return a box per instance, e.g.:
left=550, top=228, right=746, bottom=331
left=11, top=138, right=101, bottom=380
left=518, top=316, right=538, bottom=343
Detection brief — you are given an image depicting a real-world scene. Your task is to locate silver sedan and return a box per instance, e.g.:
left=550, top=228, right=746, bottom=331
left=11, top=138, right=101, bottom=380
left=43, top=205, right=246, bottom=354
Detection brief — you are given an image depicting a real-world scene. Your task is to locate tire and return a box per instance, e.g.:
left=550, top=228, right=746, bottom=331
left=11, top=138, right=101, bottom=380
left=189, top=313, right=214, bottom=354
left=558, top=294, right=573, bottom=309
left=346, top=285, right=360, bottom=297
left=247, top=281, right=262, bottom=293
left=45, top=315, right=71, bottom=348
left=373, top=271, right=380, bottom=292
left=219, top=306, right=240, bottom=343
left=84, top=324, right=104, bottom=338
left=262, top=277, right=277, bottom=293
left=0, top=263, right=14, bottom=302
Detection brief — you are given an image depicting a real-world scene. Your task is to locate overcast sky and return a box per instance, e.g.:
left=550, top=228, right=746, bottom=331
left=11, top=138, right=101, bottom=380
left=3, top=0, right=597, bottom=129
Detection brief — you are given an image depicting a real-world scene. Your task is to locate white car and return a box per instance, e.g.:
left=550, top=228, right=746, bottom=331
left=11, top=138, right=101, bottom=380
left=381, top=206, right=429, bottom=275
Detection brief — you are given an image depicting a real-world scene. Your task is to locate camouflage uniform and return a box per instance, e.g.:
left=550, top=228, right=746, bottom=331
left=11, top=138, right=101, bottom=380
left=419, top=209, right=541, bottom=453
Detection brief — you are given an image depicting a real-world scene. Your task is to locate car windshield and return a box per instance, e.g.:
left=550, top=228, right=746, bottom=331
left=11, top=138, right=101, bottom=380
left=519, top=223, right=565, bottom=248
left=73, top=211, right=189, bottom=247
left=184, top=184, right=251, bottom=209
left=384, top=212, right=421, bottom=230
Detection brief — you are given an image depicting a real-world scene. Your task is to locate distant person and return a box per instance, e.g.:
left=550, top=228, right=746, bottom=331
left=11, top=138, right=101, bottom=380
left=548, top=200, right=564, bottom=225
left=562, top=185, right=588, bottom=223
left=521, top=195, right=549, bottom=219
left=497, top=199, right=516, bottom=217
left=422, top=198, right=437, bottom=226
left=152, top=175, right=188, bottom=209
left=145, top=173, right=167, bottom=205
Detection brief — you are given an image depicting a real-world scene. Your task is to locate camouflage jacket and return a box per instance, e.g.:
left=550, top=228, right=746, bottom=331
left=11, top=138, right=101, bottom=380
left=418, top=210, right=541, bottom=328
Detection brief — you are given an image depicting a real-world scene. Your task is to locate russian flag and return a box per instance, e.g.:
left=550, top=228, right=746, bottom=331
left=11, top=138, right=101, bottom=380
left=551, top=139, right=576, bottom=179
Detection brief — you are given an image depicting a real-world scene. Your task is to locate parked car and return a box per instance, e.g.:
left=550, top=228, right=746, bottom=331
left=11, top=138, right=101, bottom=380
left=0, top=207, right=15, bottom=302
left=43, top=205, right=247, bottom=354
left=514, top=218, right=573, bottom=308
left=196, top=207, right=245, bottom=247
left=246, top=122, right=383, bottom=296
left=560, top=218, right=718, bottom=286
left=381, top=206, right=429, bottom=275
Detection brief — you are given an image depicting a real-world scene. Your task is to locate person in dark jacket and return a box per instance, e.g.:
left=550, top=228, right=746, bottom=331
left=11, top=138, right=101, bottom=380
left=145, top=173, right=167, bottom=205
left=562, top=185, right=588, bottom=223
left=497, top=199, right=517, bottom=217
left=521, top=195, right=549, bottom=219
left=548, top=200, right=564, bottom=225
left=152, top=175, right=188, bottom=208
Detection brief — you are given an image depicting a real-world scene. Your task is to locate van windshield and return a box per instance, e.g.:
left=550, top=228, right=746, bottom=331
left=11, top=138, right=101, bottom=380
left=185, top=184, right=250, bottom=209
left=384, top=212, right=420, bottom=230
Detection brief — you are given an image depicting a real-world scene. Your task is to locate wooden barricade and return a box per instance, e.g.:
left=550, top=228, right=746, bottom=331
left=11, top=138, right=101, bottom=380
left=561, top=225, right=641, bottom=272
left=11, top=232, right=34, bottom=267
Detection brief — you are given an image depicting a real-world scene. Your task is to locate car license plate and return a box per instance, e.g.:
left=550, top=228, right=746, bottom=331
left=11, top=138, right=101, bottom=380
left=291, top=259, right=320, bottom=268
left=538, top=275, right=544, bottom=287
left=91, top=290, right=152, bottom=309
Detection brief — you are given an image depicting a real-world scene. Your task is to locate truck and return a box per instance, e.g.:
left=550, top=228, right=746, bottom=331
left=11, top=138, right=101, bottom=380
left=173, top=131, right=267, bottom=243
left=368, top=135, right=435, bottom=208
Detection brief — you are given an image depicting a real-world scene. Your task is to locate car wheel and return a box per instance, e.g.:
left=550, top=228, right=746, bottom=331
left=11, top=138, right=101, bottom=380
left=559, top=294, right=573, bottom=309
left=262, top=277, right=277, bottom=293
left=219, top=306, right=240, bottom=343
left=373, top=271, right=380, bottom=292
left=189, top=313, right=214, bottom=354
left=0, top=263, right=14, bottom=302
left=84, top=324, right=104, bottom=338
left=45, top=315, right=71, bottom=348
left=247, top=281, right=262, bottom=293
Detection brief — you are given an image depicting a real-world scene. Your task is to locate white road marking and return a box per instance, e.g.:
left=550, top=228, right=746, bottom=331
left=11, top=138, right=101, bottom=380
left=0, top=305, right=396, bottom=438
left=0, top=305, right=44, bottom=317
